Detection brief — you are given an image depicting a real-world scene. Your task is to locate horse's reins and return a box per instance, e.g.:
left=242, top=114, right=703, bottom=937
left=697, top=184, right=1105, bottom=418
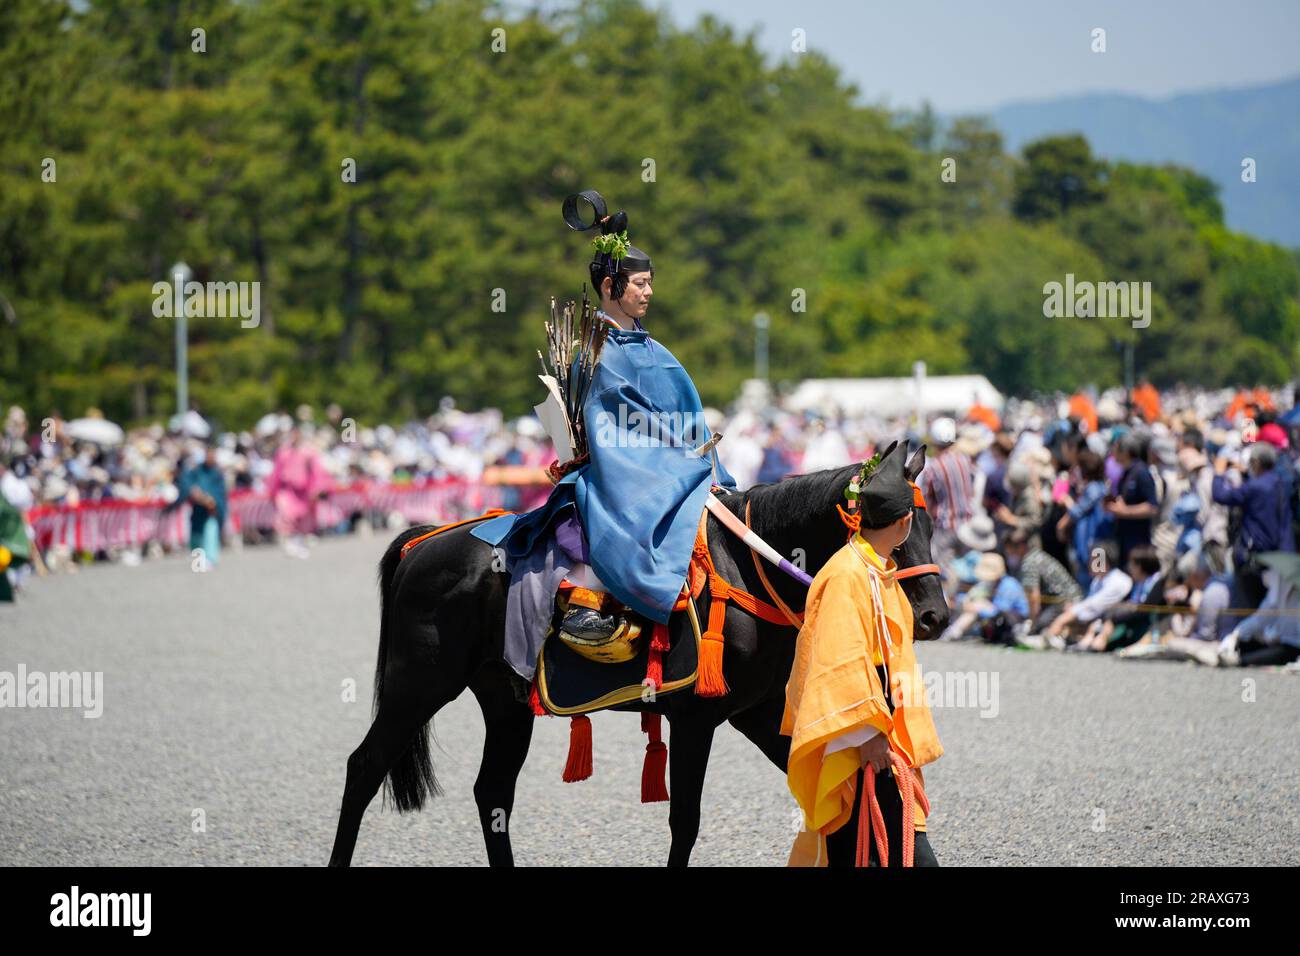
left=856, top=751, right=931, bottom=867
left=703, top=480, right=941, bottom=629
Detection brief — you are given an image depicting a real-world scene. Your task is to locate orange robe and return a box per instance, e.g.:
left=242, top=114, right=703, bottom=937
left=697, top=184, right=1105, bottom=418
left=1068, top=393, right=1099, bottom=435
left=1132, top=383, right=1161, bottom=423
left=966, top=403, right=1001, bottom=432
left=781, top=534, right=943, bottom=866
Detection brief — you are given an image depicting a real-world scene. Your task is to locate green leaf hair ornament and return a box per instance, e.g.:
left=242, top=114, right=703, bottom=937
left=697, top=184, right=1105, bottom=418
left=591, top=229, right=631, bottom=261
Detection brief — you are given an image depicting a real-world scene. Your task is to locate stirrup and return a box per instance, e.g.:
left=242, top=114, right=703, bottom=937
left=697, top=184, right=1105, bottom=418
left=558, top=606, right=643, bottom=664
left=560, top=605, right=619, bottom=642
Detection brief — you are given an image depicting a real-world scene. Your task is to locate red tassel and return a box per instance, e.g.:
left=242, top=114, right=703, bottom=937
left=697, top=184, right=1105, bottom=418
left=695, top=631, right=729, bottom=697
left=562, top=715, right=593, bottom=782
left=645, top=622, right=672, bottom=691
left=644, top=653, right=663, bottom=691
left=640, top=713, right=668, bottom=802
left=642, top=742, right=668, bottom=802
left=651, top=623, right=672, bottom=652
left=528, top=680, right=548, bottom=717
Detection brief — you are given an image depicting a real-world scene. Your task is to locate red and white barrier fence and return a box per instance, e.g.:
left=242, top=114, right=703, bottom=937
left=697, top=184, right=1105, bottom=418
left=25, top=477, right=549, bottom=553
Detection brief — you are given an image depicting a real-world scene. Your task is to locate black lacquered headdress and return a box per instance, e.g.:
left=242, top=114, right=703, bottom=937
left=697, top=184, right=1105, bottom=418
left=563, top=190, right=652, bottom=293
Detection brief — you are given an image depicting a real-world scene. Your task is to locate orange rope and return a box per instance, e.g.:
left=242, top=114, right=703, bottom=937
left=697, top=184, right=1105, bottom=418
left=745, top=500, right=804, bottom=629
left=399, top=508, right=514, bottom=560
left=836, top=502, right=861, bottom=534
left=855, top=751, right=930, bottom=867
left=691, top=523, right=794, bottom=627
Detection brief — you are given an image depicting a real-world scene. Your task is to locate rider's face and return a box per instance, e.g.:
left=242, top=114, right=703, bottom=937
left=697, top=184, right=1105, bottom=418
left=618, top=271, right=653, bottom=317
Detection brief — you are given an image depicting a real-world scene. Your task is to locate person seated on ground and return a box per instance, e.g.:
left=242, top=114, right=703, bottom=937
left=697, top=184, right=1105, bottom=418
left=1043, top=538, right=1132, bottom=649
left=1003, top=527, right=1082, bottom=635
left=1181, top=548, right=1235, bottom=644
left=1075, top=545, right=1164, bottom=652
left=1218, top=562, right=1300, bottom=667
left=1139, top=568, right=1189, bottom=643
left=943, top=552, right=1028, bottom=644
left=1134, top=549, right=1240, bottom=666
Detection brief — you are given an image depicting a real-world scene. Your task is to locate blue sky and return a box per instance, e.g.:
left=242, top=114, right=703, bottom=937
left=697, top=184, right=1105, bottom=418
left=648, top=0, right=1300, bottom=112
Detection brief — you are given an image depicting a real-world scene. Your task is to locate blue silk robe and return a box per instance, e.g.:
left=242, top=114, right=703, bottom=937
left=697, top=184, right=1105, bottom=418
left=472, top=322, right=735, bottom=677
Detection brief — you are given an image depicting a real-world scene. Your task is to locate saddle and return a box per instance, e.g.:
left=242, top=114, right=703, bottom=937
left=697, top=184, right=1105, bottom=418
left=533, top=575, right=705, bottom=716
left=532, top=499, right=799, bottom=716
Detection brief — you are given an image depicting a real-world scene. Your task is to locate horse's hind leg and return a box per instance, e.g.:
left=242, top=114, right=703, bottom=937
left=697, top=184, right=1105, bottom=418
left=469, top=668, right=535, bottom=867
left=329, top=670, right=462, bottom=867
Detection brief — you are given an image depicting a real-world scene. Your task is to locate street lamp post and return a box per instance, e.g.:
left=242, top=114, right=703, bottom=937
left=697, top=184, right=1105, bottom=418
left=913, top=360, right=927, bottom=436
left=1124, top=339, right=1135, bottom=398
left=171, top=261, right=192, bottom=419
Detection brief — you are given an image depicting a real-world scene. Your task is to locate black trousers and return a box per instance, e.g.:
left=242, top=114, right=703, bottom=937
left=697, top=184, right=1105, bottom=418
left=824, top=766, right=939, bottom=868
left=1231, top=555, right=1268, bottom=612
left=1239, top=639, right=1300, bottom=668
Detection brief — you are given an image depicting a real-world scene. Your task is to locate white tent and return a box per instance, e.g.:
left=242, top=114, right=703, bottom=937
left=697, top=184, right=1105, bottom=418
left=783, top=375, right=1003, bottom=419
left=65, top=417, right=125, bottom=446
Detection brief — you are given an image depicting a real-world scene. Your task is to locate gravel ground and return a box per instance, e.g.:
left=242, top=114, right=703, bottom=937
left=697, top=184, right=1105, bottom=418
left=2, top=532, right=1296, bottom=866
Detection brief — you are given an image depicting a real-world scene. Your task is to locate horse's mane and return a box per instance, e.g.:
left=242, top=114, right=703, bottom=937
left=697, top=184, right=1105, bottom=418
left=731, top=462, right=863, bottom=542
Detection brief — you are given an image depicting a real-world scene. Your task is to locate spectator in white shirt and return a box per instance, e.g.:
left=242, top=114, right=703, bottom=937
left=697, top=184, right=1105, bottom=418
left=1043, top=538, right=1133, bottom=648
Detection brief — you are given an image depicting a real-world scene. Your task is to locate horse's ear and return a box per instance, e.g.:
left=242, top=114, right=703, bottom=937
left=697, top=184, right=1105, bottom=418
left=904, top=443, right=927, bottom=482
left=880, top=439, right=899, bottom=461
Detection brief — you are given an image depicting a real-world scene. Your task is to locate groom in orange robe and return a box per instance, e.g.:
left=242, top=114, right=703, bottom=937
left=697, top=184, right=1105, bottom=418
left=782, top=442, right=944, bottom=867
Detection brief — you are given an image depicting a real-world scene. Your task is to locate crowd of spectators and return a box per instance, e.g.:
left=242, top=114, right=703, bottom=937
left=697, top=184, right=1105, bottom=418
left=0, top=400, right=550, bottom=510
left=4, top=382, right=1300, bottom=670
left=914, top=384, right=1300, bottom=670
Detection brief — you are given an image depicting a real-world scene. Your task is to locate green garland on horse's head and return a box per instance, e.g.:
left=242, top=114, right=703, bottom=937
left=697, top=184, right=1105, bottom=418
left=843, top=451, right=884, bottom=508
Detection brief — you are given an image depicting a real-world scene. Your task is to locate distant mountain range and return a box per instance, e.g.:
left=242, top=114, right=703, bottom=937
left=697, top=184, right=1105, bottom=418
left=977, top=75, right=1300, bottom=248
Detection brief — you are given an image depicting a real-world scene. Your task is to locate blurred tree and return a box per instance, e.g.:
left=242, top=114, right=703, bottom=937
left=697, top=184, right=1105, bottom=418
left=1012, top=134, right=1108, bottom=222
left=937, top=117, right=1015, bottom=224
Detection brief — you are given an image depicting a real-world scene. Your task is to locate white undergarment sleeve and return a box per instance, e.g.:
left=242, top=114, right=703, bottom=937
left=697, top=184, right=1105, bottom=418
left=566, top=561, right=607, bottom=592
left=823, top=724, right=881, bottom=762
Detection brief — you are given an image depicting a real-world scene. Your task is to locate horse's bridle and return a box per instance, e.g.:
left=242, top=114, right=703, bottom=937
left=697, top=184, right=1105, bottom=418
left=895, top=481, right=941, bottom=582
left=723, top=476, right=942, bottom=630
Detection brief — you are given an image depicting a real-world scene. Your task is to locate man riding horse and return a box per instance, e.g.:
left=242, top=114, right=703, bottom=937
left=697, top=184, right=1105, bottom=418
left=470, top=191, right=735, bottom=686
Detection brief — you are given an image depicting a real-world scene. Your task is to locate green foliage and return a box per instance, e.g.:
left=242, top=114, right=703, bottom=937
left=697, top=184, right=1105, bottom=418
left=1012, top=134, right=1109, bottom=222
left=2, top=0, right=1298, bottom=430
left=1110, top=162, right=1224, bottom=229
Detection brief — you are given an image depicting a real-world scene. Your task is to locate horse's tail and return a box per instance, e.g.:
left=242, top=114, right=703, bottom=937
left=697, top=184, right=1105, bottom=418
left=374, top=525, right=438, bottom=812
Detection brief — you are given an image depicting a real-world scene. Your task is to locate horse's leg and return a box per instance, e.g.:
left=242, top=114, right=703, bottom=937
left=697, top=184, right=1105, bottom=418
left=666, top=717, right=718, bottom=867
left=470, top=669, right=535, bottom=867
left=329, top=668, right=464, bottom=867
left=727, top=693, right=790, bottom=773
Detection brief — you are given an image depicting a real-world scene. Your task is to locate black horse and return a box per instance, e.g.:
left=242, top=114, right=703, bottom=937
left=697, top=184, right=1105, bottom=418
left=329, top=442, right=948, bottom=866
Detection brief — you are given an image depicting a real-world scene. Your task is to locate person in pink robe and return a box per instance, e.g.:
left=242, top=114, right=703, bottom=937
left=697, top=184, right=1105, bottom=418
left=265, top=427, right=332, bottom=558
